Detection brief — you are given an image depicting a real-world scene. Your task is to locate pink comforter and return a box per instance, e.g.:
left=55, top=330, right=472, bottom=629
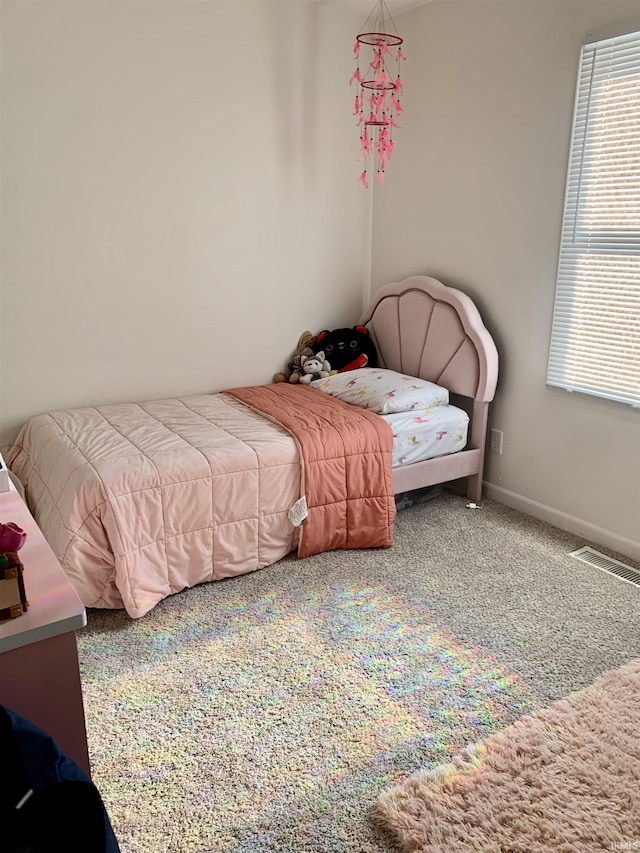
left=7, top=395, right=301, bottom=618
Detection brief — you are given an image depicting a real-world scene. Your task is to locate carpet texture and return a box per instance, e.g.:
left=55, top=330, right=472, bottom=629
left=77, top=495, right=640, bottom=853
left=377, top=658, right=640, bottom=853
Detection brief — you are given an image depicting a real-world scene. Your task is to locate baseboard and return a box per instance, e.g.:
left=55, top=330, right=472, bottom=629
left=483, top=482, right=640, bottom=564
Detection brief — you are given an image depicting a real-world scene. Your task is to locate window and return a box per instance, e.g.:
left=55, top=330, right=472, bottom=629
left=547, top=28, right=640, bottom=407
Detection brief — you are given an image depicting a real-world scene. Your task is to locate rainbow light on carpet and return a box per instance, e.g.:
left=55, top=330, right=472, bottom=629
left=78, top=582, right=535, bottom=852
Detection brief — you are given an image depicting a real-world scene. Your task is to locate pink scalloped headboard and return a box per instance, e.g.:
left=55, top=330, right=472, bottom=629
left=360, top=276, right=498, bottom=403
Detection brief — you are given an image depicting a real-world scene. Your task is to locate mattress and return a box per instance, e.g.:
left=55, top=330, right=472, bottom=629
left=383, top=404, right=469, bottom=468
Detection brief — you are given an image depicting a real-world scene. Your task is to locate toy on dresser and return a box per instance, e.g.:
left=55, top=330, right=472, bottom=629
left=0, top=522, right=28, bottom=621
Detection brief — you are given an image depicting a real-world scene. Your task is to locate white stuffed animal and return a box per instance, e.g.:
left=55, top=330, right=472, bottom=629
left=299, top=351, right=331, bottom=384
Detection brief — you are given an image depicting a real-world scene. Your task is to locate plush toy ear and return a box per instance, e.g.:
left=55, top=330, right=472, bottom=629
left=316, top=330, right=329, bottom=344
left=315, top=351, right=324, bottom=361
left=354, top=325, right=369, bottom=336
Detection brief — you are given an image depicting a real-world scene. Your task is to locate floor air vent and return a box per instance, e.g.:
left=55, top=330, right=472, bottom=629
left=570, top=547, right=640, bottom=588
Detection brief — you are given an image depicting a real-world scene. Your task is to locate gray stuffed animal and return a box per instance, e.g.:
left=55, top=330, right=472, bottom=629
left=299, top=352, right=331, bottom=384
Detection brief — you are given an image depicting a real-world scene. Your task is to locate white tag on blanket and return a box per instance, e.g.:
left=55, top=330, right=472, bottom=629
left=288, top=496, right=308, bottom=527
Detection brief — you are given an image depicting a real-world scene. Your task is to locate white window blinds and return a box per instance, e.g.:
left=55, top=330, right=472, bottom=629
left=547, top=28, right=640, bottom=407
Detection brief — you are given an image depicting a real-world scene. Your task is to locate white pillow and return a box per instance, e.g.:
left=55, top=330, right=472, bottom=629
left=310, top=368, right=449, bottom=414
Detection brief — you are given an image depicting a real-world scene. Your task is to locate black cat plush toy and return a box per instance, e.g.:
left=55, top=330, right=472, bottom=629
left=313, top=325, right=378, bottom=373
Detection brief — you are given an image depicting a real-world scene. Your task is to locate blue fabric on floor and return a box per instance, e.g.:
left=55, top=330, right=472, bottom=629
left=0, top=705, right=120, bottom=852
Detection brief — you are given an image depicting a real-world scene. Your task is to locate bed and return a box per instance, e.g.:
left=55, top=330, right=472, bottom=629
left=7, top=276, right=498, bottom=618
left=362, top=276, right=498, bottom=502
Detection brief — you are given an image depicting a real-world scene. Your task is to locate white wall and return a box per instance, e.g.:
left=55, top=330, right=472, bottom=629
left=372, top=0, right=640, bottom=556
left=1, top=1, right=369, bottom=443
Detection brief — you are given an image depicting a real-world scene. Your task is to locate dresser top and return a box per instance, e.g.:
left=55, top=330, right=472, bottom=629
left=0, top=484, right=86, bottom=654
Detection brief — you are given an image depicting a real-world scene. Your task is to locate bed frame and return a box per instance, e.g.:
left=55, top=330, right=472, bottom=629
left=360, top=276, right=499, bottom=503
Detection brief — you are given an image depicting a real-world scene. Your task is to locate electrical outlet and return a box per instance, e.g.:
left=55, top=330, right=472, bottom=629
left=490, top=429, right=503, bottom=454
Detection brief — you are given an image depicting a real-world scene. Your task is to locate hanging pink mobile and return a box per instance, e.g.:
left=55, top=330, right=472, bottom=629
left=351, top=0, right=405, bottom=187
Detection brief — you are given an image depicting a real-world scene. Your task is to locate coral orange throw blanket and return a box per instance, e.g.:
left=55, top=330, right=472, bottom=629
left=226, top=384, right=396, bottom=557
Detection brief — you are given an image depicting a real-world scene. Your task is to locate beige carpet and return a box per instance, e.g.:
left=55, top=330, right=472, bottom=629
left=378, top=658, right=640, bottom=853
left=78, top=496, right=640, bottom=852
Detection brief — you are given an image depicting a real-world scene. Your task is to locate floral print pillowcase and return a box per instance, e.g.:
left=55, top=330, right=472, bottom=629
left=310, top=368, right=449, bottom=415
